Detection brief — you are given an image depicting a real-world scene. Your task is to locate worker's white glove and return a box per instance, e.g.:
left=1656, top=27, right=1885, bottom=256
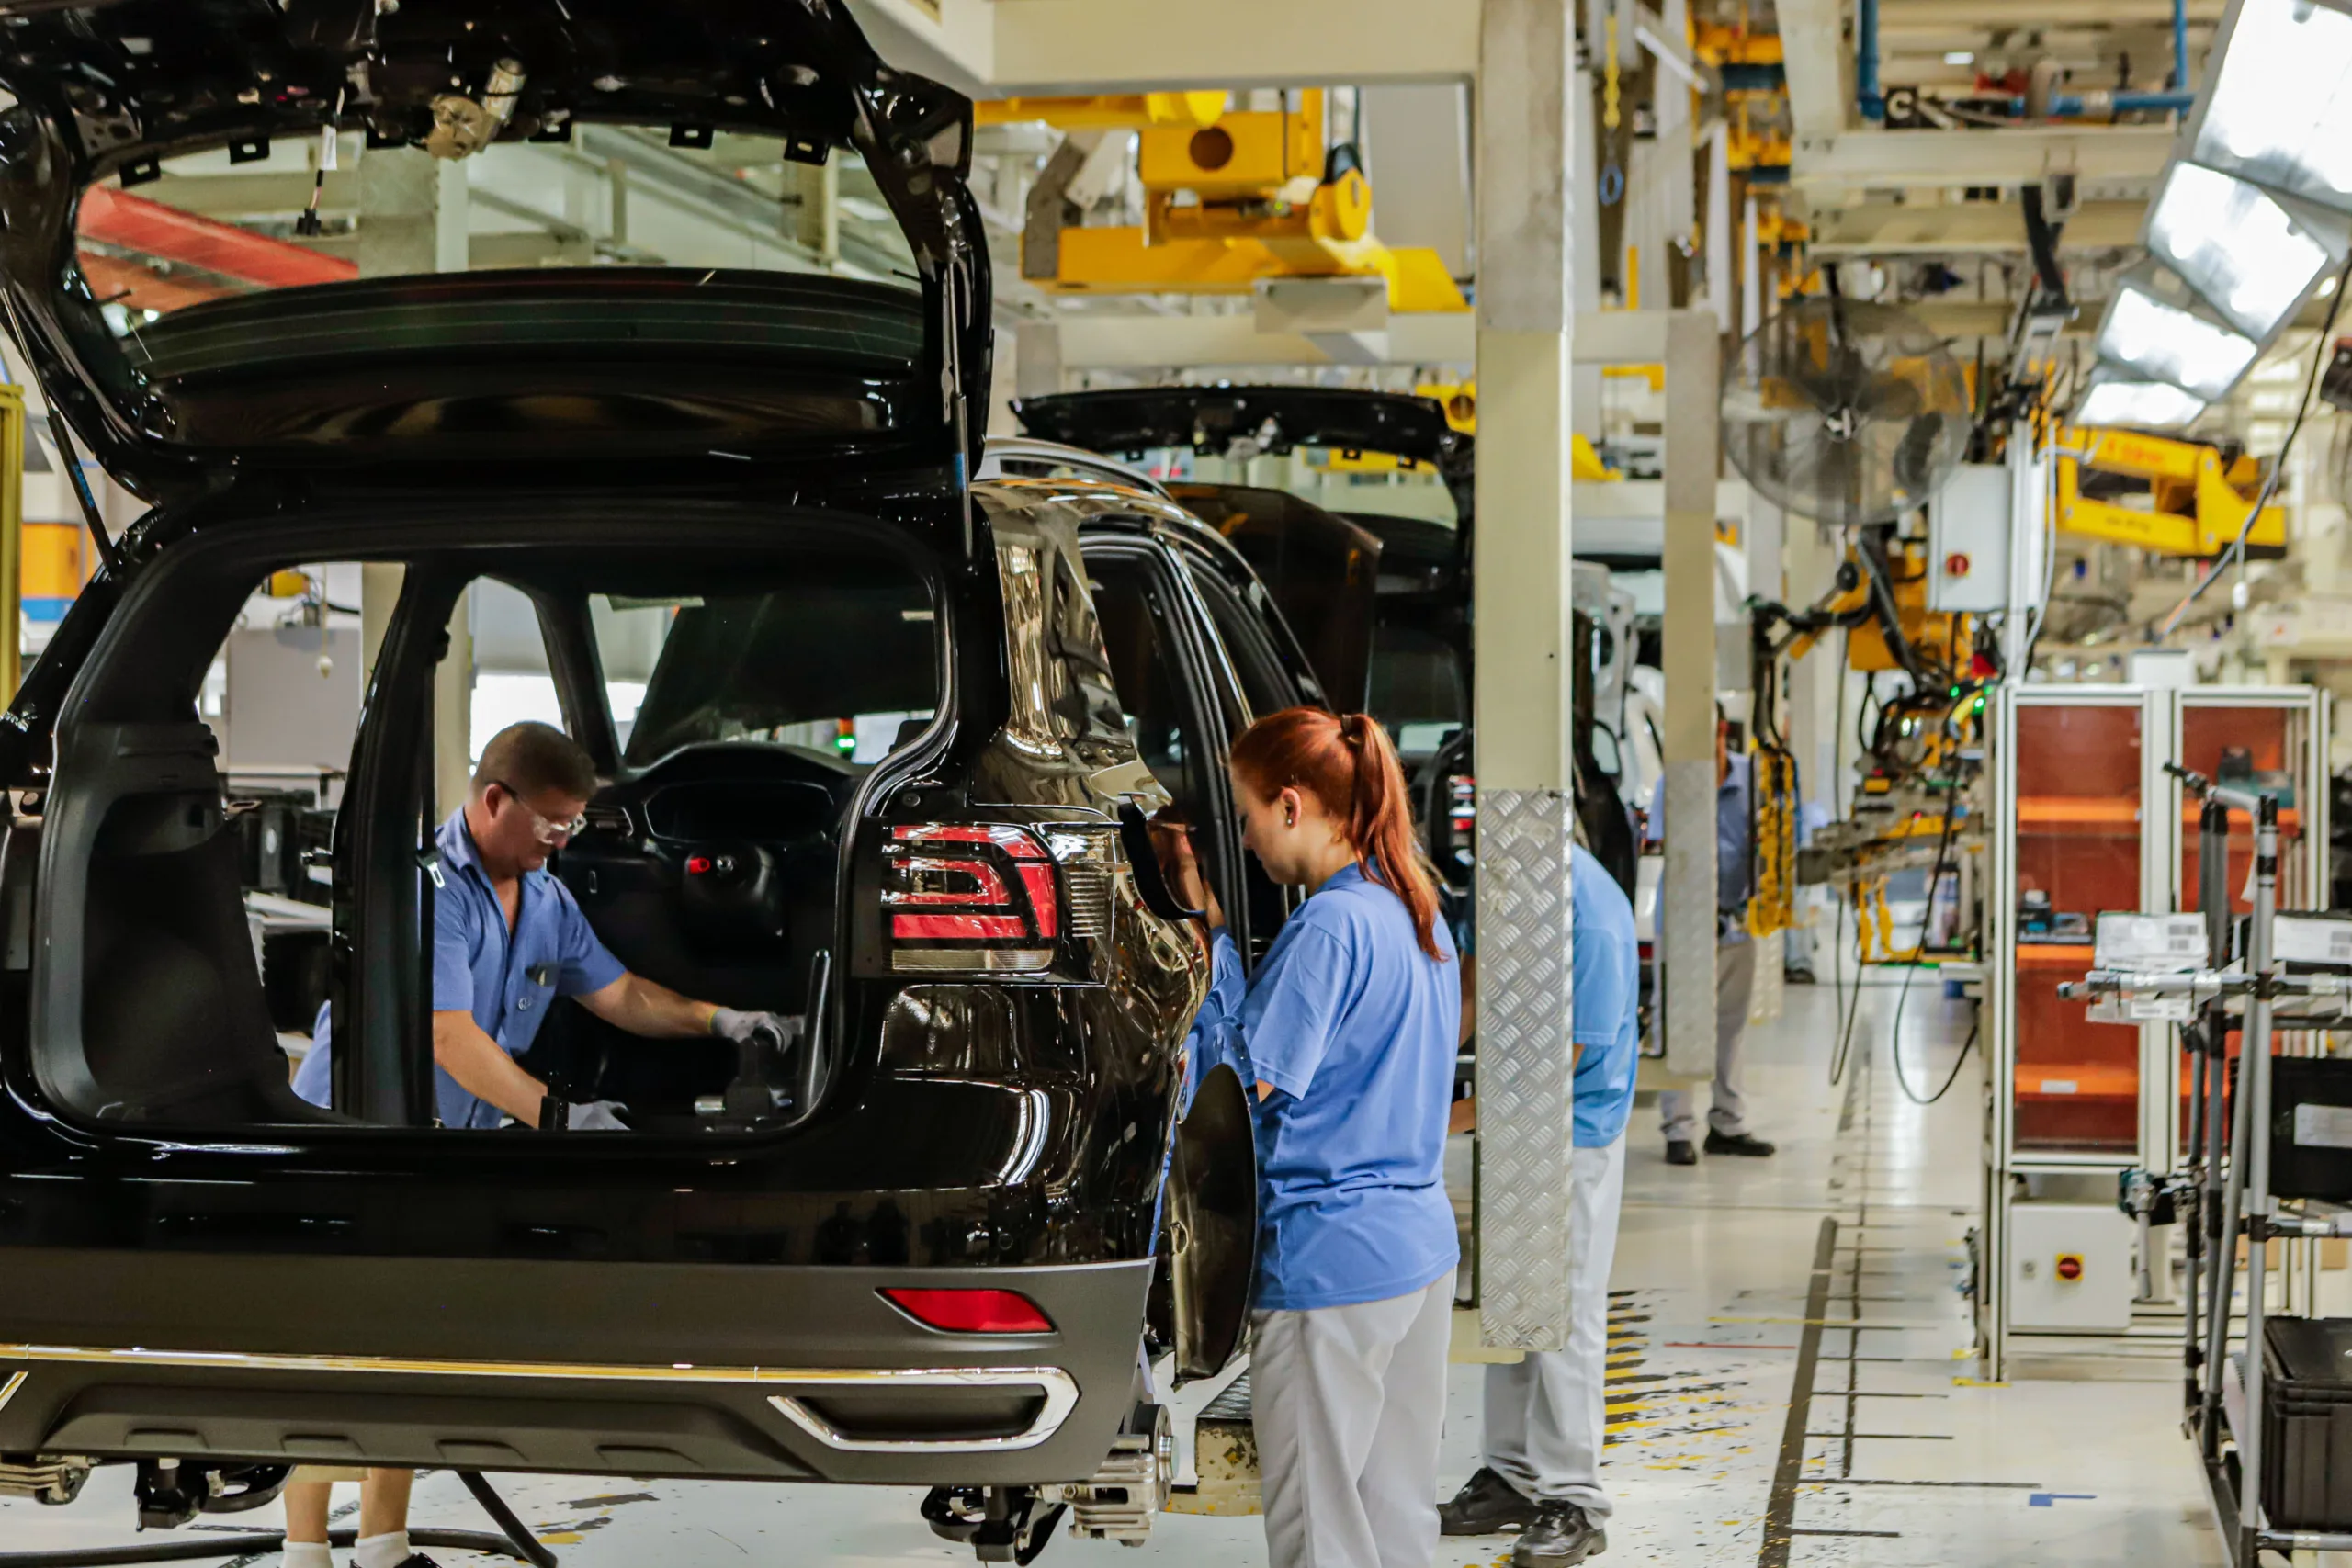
left=565, top=1100, right=629, bottom=1132
left=709, top=1008, right=791, bottom=1045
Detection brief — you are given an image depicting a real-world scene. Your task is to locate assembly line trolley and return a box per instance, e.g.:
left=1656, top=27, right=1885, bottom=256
left=2069, top=768, right=2352, bottom=1566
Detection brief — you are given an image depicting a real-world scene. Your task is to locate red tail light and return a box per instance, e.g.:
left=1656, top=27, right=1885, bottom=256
left=880, top=1287, right=1056, bottom=1335
left=880, top=824, right=1062, bottom=973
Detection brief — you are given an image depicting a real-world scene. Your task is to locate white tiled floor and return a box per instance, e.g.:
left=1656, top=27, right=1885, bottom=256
left=0, top=971, right=2224, bottom=1566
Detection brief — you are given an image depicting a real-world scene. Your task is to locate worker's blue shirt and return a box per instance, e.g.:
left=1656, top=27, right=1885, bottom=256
left=1207, top=863, right=1461, bottom=1313
left=1571, top=844, right=1642, bottom=1148
left=1648, top=752, right=1755, bottom=944
left=292, top=807, right=628, bottom=1126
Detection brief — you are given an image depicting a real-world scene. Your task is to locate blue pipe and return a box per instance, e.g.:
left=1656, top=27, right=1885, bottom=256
left=2000, top=90, right=2197, bottom=117
left=2173, top=0, right=2191, bottom=92
left=1857, top=0, right=1883, bottom=121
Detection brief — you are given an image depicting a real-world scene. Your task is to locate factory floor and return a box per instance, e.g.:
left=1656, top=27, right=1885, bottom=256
left=0, top=972, right=2223, bottom=1567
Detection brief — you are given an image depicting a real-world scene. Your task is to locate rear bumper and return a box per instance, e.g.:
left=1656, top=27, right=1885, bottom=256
left=0, top=1254, right=1151, bottom=1486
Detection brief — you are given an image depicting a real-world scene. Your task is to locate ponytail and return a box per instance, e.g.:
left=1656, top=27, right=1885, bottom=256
left=1230, top=706, right=1447, bottom=959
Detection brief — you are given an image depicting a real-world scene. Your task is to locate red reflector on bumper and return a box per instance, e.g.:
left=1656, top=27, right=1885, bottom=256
left=879, top=1288, right=1056, bottom=1335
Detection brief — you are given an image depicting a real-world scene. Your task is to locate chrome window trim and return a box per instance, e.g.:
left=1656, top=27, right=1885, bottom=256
left=0, top=1346, right=1080, bottom=1455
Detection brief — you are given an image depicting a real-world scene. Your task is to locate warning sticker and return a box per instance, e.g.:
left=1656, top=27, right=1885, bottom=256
left=2293, top=1102, right=2352, bottom=1150
left=2094, top=913, right=2208, bottom=974
left=2274, top=916, right=2352, bottom=969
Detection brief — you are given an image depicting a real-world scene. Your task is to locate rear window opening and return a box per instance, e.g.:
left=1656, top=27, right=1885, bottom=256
left=32, top=533, right=942, bottom=1138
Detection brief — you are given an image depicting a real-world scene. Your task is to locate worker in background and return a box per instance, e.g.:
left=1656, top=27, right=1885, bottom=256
left=1438, top=842, right=1639, bottom=1565
left=283, top=721, right=786, bottom=1568
left=1649, top=705, right=1776, bottom=1166
left=1159, top=708, right=1459, bottom=1568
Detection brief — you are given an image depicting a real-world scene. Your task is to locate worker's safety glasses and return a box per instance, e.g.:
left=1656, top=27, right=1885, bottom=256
left=492, top=783, right=589, bottom=845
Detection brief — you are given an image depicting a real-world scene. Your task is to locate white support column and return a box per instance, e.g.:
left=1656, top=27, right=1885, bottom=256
left=1474, top=0, right=1581, bottom=1354
left=1013, top=321, right=1064, bottom=400
left=1783, top=516, right=1842, bottom=812
left=1568, top=62, right=1604, bottom=439
left=1659, top=310, right=1722, bottom=1079
left=1703, top=119, right=1733, bottom=334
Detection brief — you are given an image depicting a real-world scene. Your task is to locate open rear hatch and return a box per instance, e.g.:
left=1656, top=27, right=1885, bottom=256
left=0, top=0, right=990, bottom=497
left=1016, top=386, right=1480, bottom=711
left=1013, top=386, right=1470, bottom=489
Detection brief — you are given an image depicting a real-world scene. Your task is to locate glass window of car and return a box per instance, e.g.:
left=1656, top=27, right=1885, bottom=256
left=1087, top=553, right=1212, bottom=825
left=1184, top=558, right=1295, bottom=724
left=1369, top=623, right=1467, bottom=764
left=80, top=135, right=917, bottom=336
left=607, top=578, right=938, bottom=770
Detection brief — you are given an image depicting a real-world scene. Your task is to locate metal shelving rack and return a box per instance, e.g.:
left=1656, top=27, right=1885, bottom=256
left=1982, top=685, right=2326, bottom=1376
left=2068, top=772, right=2352, bottom=1567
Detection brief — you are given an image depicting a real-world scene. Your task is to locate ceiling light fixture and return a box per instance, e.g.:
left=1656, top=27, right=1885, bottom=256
left=2092, top=279, right=2258, bottom=400
left=2144, top=162, right=2346, bottom=339
left=2189, top=0, right=2352, bottom=214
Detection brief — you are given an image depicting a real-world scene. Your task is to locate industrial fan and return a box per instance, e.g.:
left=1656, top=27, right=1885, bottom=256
left=1720, top=297, right=1973, bottom=528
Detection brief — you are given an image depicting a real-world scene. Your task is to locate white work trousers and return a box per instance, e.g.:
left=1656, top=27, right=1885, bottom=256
left=1251, top=1272, right=1453, bottom=1568
left=1659, top=934, right=1757, bottom=1140
left=1482, top=1135, right=1628, bottom=1520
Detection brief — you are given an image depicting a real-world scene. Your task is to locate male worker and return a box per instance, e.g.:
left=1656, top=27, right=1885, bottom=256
left=284, top=721, right=786, bottom=1568
left=1438, top=841, right=1638, bottom=1566
left=1650, top=707, right=1775, bottom=1166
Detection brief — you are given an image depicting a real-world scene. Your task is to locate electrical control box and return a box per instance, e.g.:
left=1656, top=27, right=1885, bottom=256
left=2006, top=1201, right=2134, bottom=1332
left=1928, top=465, right=2012, bottom=613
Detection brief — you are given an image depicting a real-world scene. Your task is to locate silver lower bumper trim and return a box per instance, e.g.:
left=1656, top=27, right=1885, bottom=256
left=0, top=1344, right=1080, bottom=1457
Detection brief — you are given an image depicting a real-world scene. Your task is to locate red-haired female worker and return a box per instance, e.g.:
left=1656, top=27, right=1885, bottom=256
left=1159, top=706, right=1460, bottom=1568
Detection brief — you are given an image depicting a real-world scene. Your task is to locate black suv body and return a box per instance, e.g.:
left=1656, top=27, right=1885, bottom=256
left=1015, top=385, right=1641, bottom=901
left=0, top=3, right=1313, bottom=1549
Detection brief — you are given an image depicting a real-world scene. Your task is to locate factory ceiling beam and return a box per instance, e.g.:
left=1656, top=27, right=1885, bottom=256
left=844, top=0, right=1478, bottom=97
left=1811, top=198, right=2146, bottom=253
left=1792, top=125, right=2175, bottom=188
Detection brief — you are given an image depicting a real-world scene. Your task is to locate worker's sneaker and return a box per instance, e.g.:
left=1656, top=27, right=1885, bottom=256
left=1704, top=1130, right=1776, bottom=1157
left=1513, top=1502, right=1606, bottom=1565
left=1438, top=1467, right=1539, bottom=1535
left=1664, top=1139, right=1698, bottom=1167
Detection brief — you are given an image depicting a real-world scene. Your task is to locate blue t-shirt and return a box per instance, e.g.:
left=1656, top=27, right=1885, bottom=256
left=294, top=807, right=628, bottom=1127
left=1213, top=863, right=1461, bottom=1313
left=1570, top=844, right=1641, bottom=1148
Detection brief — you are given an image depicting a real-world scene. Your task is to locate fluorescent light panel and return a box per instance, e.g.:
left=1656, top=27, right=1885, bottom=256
left=2192, top=0, right=2352, bottom=213
left=2094, top=284, right=2258, bottom=400
left=2146, top=163, right=2338, bottom=339
left=2075, top=378, right=2207, bottom=431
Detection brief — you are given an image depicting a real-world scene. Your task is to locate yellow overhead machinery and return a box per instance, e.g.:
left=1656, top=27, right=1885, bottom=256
left=1001, top=89, right=1467, bottom=313
left=2053, top=424, right=2287, bottom=558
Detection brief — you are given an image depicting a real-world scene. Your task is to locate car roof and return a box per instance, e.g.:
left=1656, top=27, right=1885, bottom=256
left=978, top=437, right=1172, bottom=499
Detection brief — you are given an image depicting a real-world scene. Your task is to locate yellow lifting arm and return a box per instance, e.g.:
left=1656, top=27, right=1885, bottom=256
left=2054, top=424, right=2286, bottom=558
left=1027, top=90, right=1468, bottom=313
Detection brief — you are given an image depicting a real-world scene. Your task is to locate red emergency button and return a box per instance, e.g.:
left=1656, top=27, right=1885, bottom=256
left=1945, top=551, right=1972, bottom=578
left=686, top=855, right=714, bottom=874
left=2055, top=1253, right=2084, bottom=1281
